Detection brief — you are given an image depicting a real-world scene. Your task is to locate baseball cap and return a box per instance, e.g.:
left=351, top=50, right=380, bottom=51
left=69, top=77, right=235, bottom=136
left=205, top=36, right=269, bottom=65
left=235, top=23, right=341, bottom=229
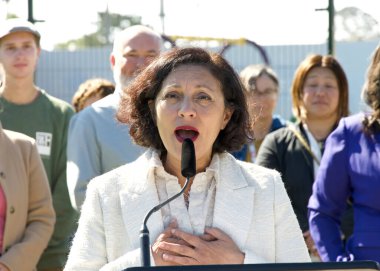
left=0, top=18, right=41, bottom=44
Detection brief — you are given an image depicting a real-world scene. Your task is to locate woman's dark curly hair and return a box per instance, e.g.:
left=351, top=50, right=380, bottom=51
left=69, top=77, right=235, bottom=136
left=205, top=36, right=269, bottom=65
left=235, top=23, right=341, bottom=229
left=362, top=44, right=380, bottom=134
left=117, top=47, right=251, bottom=154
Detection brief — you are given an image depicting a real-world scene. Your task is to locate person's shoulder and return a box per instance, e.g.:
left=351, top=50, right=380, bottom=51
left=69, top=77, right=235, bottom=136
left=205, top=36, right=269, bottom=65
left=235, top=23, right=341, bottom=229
left=88, top=150, right=151, bottom=191
left=40, top=90, right=74, bottom=114
left=90, top=93, right=118, bottom=110
left=342, top=113, right=364, bottom=126
left=265, top=124, right=294, bottom=142
left=271, top=114, right=288, bottom=130
left=338, top=113, right=365, bottom=134
left=4, top=128, right=34, bottom=142
left=73, top=94, right=117, bottom=121
left=2, top=128, right=35, bottom=150
left=270, top=125, right=290, bottom=135
left=238, top=158, right=280, bottom=178
left=72, top=102, right=97, bottom=121
left=240, top=161, right=283, bottom=192
left=219, top=152, right=281, bottom=188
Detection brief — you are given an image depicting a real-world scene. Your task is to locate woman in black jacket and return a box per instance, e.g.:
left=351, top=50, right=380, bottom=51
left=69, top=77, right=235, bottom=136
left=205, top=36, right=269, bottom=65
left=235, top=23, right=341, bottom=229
left=256, top=54, right=352, bottom=260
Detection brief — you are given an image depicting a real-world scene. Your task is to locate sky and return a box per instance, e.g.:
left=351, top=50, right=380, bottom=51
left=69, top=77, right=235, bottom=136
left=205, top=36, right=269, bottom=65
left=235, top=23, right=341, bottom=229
left=1, top=0, right=380, bottom=50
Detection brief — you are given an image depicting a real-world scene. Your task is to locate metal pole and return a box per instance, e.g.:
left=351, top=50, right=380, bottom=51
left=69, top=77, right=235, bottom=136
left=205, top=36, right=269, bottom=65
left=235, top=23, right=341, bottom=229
left=105, top=3, right=111, bottom=45
left=160, top=0, right=165, bottom=34
left=315, top=0, right=335, bottom=55
left=28, top=0, right=35, bottom=23
left=328, top=0, right=335, bottom=55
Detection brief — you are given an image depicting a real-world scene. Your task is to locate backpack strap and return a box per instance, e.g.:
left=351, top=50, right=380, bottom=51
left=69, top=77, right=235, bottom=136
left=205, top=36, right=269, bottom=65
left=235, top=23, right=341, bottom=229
left=287, top=124, right=320, bottom=165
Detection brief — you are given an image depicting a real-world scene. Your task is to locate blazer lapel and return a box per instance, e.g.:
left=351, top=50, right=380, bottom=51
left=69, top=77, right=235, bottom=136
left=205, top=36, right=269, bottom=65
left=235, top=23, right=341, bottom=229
left=213, top=154, right=255, bottom=250
left=119, top=153, right=164, bottom=249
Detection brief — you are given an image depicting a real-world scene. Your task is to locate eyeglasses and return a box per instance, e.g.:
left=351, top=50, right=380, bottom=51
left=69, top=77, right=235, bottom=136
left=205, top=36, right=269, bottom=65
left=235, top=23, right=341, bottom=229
left=248, top=88, right=277, bottom=98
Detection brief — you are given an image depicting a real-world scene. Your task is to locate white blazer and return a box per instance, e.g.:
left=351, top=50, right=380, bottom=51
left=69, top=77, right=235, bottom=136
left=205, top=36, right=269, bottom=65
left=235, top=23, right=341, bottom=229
left=65, top=150, right=310, bottom=271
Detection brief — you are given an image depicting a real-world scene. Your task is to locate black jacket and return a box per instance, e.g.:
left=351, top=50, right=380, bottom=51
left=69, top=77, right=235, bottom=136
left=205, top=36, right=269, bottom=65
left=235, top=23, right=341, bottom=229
left=256, top=123, right=353, bottom=236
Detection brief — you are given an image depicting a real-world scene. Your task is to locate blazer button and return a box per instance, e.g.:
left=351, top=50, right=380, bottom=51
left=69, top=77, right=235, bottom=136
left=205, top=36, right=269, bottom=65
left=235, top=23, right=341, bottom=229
left=9, top=206, right=15, bottom=214
left=0, top=172, right=5, bottom=178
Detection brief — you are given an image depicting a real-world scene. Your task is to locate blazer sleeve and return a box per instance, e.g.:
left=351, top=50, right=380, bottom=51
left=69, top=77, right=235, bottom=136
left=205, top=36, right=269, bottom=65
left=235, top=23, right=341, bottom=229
left=65, top=180, right=144, bottom=271
left=0, top=139, right=55, bottom=271
left=242, top=170, right=310, bottom=263
left=64, top=180, right=108, bottom=271
left=98, top=249, right=144, bottom=271
left=272, top=172, right=310, bottom=262
left=308, top=119, right=351, bottom=261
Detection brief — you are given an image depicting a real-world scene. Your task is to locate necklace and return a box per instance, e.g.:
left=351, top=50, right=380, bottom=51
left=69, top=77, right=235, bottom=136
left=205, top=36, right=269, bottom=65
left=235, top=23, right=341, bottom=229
left=183, top=191, right=190, bottom=208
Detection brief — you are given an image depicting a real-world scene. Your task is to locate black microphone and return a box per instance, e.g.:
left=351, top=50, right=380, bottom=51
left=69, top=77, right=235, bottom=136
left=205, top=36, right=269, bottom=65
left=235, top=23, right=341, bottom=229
left=140, top=138, right=196, bottom=267
left=181, top=138, right=196, bottom=178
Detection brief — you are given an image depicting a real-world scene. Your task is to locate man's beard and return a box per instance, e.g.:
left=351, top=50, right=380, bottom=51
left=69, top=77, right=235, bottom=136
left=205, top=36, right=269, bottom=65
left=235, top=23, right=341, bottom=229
left=114, top=72, right=135, bottom=89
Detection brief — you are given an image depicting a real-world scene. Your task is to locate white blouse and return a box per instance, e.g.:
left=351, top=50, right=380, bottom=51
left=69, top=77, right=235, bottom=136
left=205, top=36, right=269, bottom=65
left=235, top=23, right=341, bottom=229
left=153, top=152, right=217, bottom=235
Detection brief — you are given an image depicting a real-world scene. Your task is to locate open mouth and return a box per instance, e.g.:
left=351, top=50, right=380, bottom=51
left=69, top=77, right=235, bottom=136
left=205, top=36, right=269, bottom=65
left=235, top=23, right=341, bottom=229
left=175, top=126, right=199, bottom=142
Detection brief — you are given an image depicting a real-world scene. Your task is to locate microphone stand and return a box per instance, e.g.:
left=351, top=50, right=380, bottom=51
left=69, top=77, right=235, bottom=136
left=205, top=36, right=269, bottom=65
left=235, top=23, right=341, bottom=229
left=140, top=176, right=191, bottom=267
left=140, top=138, right=195, bottom=267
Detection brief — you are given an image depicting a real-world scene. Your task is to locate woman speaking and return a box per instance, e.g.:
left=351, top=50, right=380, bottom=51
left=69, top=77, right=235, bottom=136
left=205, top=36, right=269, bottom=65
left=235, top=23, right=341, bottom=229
left=65, top=47, right=310, bottom=270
